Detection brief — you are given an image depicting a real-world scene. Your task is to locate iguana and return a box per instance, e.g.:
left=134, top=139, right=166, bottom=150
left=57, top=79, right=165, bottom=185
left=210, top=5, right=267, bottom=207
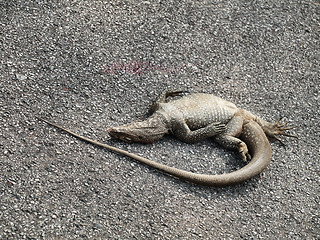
left=36, top=90, right=295, bottom=186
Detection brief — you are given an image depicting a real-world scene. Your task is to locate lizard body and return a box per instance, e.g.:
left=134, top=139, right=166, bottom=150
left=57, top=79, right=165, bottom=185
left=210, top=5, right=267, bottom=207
left=37, top=90, right=294, bottom=186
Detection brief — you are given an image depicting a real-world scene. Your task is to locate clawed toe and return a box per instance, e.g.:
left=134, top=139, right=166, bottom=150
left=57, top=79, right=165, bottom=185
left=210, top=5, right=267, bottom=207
left=273, top=136, right=285, bottom=146
left=239, top=150, right=251, bottom=162
left=277, top=121, right=288, bottom=127
left=280, top=132, right=298, bottom=138
left=246, top=152, right=252, bottom=161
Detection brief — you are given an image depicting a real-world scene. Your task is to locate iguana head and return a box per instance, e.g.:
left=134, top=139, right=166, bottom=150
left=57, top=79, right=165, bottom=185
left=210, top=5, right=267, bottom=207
left=108, top=114, right=168, bottom=144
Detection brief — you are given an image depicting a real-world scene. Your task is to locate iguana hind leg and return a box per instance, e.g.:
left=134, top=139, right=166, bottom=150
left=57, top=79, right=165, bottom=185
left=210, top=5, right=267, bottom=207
left=214, top=115, right=250, bottom=161
left=173, top=121, right=226, bottom=143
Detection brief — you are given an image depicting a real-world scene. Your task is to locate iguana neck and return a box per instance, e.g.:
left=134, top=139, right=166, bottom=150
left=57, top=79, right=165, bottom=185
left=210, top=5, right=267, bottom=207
left=108, top=112, right=169, bottom=143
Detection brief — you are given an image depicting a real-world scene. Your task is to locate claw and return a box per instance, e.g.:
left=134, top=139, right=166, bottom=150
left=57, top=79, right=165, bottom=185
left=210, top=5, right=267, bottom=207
left=278, top=121, right=288, bottom=127
left=280, top=126, right=295, bottom=131
left=246, top=152, right=252, bottom=161
left=280, top=133, right=298, bottom=138
left=274, top=118, right=281, bottom=125
left=273, top=136, right=286, bottom=146
left=239, top=151, right=247, bottom=162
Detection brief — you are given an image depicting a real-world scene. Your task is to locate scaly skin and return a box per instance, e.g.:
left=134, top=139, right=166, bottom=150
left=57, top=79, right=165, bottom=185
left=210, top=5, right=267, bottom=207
left=36, top=91, right=295, bottom=186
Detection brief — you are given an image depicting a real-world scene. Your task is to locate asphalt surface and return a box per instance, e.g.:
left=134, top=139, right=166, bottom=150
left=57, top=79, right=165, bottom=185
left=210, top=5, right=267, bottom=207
left=0, top=0, right=319, bottom=239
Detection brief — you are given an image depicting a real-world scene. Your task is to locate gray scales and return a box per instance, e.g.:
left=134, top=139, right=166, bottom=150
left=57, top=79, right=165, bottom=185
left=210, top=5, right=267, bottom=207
left=36, top=90, right=296, bottom=186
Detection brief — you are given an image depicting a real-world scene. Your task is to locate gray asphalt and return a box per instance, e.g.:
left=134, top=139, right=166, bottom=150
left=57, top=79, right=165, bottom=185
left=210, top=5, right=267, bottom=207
left=0, top=1, right=319, bottom=239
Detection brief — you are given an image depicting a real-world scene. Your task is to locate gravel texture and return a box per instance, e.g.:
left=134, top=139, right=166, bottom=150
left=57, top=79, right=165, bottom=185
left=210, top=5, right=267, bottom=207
left=0, top=0, right=319, bottom=239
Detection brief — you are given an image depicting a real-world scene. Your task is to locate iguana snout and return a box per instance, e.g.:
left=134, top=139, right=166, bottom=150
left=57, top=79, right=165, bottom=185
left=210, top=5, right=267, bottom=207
left=108, top=116, right=168, bottom=144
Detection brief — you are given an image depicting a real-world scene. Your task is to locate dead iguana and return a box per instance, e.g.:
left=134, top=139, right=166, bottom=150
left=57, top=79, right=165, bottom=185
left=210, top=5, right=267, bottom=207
left=37, top=90, right=295, bottom=186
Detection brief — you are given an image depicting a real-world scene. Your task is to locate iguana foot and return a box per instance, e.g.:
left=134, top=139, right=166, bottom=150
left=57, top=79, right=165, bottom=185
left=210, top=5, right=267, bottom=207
left=262, top=119, right=297, bottom=145
left=239, top=142, right=251, bottom=162
left=206, top=122, right=226, bottom=134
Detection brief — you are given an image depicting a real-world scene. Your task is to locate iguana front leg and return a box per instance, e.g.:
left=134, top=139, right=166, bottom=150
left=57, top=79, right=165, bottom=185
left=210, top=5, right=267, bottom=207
left=172, top=121, right=226, bottom=143
left=149, top=89, right=187, bottom=113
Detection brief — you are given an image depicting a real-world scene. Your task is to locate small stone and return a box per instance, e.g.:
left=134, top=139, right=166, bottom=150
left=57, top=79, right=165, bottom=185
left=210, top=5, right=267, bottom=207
left=16, top=73, right=27, bottom=81
left=92, top=223, right=103, bottom=230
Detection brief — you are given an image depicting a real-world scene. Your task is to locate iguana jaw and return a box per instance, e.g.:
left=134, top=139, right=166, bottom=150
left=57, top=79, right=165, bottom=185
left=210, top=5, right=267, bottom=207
left=108, top=114, right=168, bottom=144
